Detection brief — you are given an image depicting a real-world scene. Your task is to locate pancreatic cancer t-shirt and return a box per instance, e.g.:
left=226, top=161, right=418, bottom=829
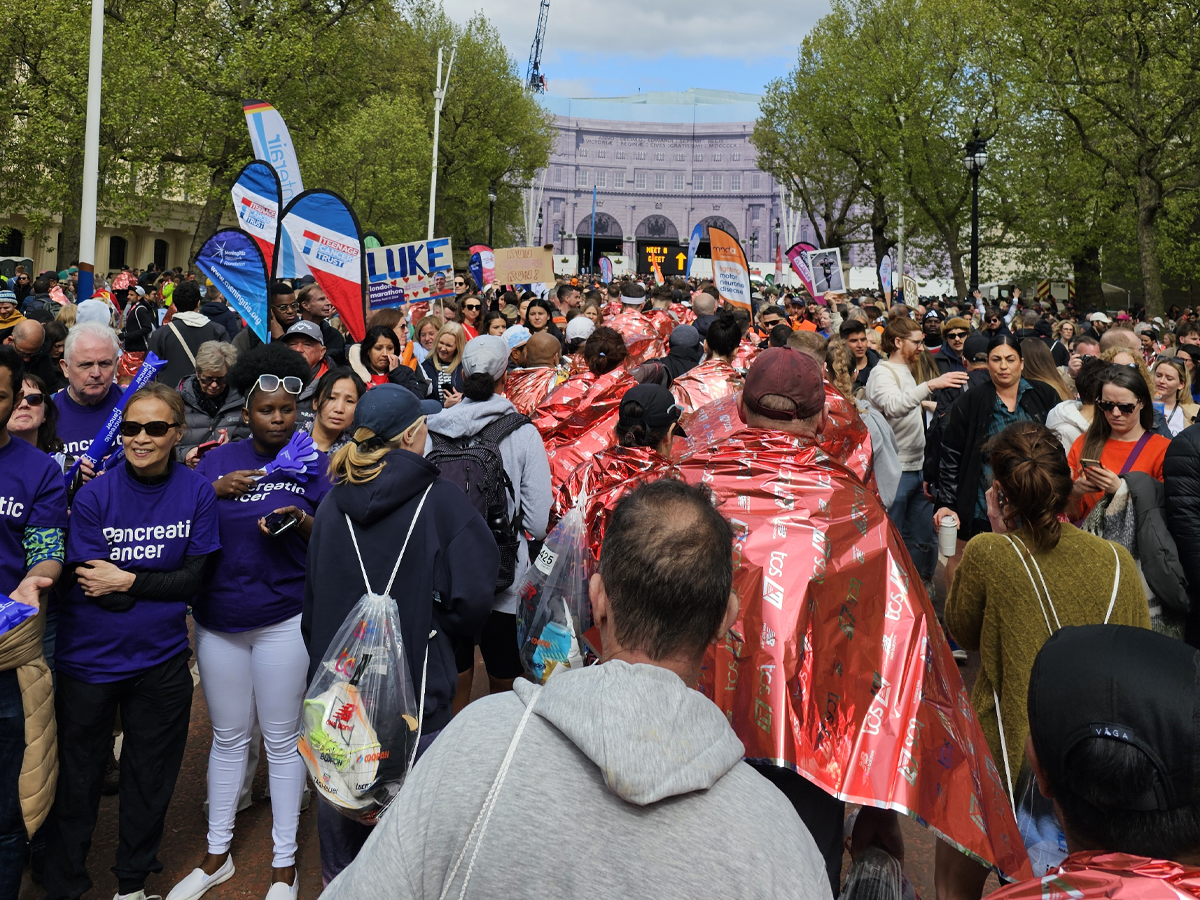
left=53, top=383, right=123, bottom=458
left=194, top=439, right=331, bottom=632
left=0, top=436, right=69, bottom=594
left=59, top=462, right=220, bottom=683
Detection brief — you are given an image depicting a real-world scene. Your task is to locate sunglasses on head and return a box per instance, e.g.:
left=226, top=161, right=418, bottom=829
left=251, top=374, right=303, bottom=397
left=1097, top=400, right=1139, bottom=415
left=945, top=331, right=968, bottom=340
left=119, top=420, right=175, bottom=437
left=17, top=392, right=44, bottom=407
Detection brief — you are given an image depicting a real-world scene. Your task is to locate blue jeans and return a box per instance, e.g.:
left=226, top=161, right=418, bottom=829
left=889, top=470, right=936, bottom=581
left=0, top=670, right=26, bottom=900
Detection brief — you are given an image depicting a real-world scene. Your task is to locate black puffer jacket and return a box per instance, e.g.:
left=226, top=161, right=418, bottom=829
left=178, top=375, right=250, bottom=459
left=935, top=378, right=1061, bottom=526
left=1163, top=424, right=1200, bottom=648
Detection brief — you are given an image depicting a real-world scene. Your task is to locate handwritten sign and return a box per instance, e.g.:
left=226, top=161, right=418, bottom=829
left=492, top=245, right=554, bottom=285
left=365, top=237, right=454, bottom=310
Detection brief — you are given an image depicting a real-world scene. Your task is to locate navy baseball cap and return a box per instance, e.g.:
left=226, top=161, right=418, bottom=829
left=351, top=384, right=441, bottom=441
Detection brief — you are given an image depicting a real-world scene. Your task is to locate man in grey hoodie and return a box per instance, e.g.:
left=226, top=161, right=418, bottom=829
left=322, top=479, right=833, bottom=900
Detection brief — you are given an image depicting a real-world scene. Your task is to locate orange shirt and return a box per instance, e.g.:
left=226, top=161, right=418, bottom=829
left=1067, top=432, right=1170, bottom=519
left=796, top=320, right=818, bottom=332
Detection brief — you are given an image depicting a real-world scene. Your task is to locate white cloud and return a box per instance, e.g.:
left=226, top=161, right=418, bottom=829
left=443, top=0, right=829, bottom=64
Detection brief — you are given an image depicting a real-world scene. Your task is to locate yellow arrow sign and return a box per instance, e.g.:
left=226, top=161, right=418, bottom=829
left=676, top=252, right=687, bottom=270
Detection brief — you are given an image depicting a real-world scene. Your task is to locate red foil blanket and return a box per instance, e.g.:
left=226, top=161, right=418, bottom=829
left=989, top=854, right=1200, bottom=900
left=605, top=310, right=666, bottom=365
left=644, top=309, right=678, bottom=343
left=505, top=366, right=569, bottom=417
left=550, top=446, right=681, bottom=558
left=670, top=359, right=744, bottom=415
left=732, top=337, right=762, bottom=374
left=533, top=367, right=638, bottom=487
left=675, top=433, right=1030, bottom=880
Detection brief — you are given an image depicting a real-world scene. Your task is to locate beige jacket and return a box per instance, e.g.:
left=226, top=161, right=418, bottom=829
left=0, top=606, right=57, bottom=837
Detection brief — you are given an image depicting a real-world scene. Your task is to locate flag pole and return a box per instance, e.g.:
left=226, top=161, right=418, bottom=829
left=427, top=46, right=456, bottom=241
left=77, top=0, right=104, bottom=299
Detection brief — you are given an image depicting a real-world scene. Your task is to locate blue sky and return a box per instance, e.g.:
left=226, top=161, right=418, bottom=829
left=442, top=0, right=831, bottom=98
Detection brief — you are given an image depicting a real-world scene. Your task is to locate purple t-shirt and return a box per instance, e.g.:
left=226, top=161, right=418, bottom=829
left=0, top=436, right=69, bottom=594
left=194, top=439, right=331, bottom=632
left=59, top=462, right=220, bottom=683
left=53, top=383, right=122, bottom=458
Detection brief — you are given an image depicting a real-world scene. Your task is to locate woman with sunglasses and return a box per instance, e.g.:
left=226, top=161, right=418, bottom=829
left=1153, top=357, right=1197, bottom=436
left=180, top=341, right=250, bottom=464
left=46, top=383, right=221, bottom=900
left=8, top=373, right=66, bottom=465
left=1067, top=365, right=1170, bottom=521
left=453, top=273, right=478, bottom=306
left=172, top=344, right=331, bottom=900
left=458, top=295, right=483, bottom=338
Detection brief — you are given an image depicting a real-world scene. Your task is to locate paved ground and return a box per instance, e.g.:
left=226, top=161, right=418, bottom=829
left=19, top=565, right=994, bottom=899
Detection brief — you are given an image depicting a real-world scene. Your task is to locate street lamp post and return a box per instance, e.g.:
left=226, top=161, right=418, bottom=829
left=749, top=232, right=759, bottom=261
left=558, top=227, right=565, bottom=254
left=963, top=127, right=989, bottom=292
left=487, top=187, right=496, bottom=247
left=537, top=208, right=544, bottom=245
left=774, top=217, right=781, bottom=259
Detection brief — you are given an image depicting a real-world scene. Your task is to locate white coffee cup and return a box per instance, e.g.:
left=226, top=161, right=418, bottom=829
left=938, top=514, right=959, bottom=557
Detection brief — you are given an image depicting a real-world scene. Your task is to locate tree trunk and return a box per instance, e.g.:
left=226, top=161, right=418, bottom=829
left=945, top=235, right=967, bottom=299
left=187, top=139, right=238, bottom=266
left=1135, top=166, right=1164, bottom=317
left=59, top=149, right=84, bottom=267
left=1070, top=243, right=1103, bottom=311
left=870, top=191, right=893, bottom=292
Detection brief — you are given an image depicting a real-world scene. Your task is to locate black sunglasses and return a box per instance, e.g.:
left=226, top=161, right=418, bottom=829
left=464, top=303, right=481, bottom=311
left=120, top=419, right=175, bottom=437
left=1096, top=400, right=1139, bottom=415
left=17, top=392, right=44, bottom=407
left=945, top=331, right=968, bottom=340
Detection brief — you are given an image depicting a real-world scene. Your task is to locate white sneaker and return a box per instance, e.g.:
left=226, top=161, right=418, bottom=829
left=165, top=855, right=235, bottom=900
left=264, top=875, right=299, bottom=900
left=115, top=893, right=163, bottom=900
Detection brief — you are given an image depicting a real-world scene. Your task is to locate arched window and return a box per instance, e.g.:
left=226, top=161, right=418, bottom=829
left=108, top=236, right=128, bottom=270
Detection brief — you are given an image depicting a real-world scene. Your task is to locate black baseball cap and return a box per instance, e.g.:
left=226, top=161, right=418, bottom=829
left=619, top=383, right=686, bottom=437
left=963, top=333, right=990, bottom=363
left=1029, top=625, right=1200, bottom=812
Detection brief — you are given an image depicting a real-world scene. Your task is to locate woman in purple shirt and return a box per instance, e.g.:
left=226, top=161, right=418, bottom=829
left=169, top=344, right=328, bottom=900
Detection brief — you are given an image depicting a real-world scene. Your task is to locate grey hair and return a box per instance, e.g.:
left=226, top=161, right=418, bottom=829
left=194, top=341, right=237, bottom=374
left=63, top=321, right=121, bottom=364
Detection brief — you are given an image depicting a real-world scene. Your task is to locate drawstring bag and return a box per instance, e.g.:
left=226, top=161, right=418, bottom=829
left=298, top=486, right=432, bottom=823
left=515, top=493, right=594, bottom=684
left=992, top=534, right=1121, bottom=875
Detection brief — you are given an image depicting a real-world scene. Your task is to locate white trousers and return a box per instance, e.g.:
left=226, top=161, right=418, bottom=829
left=196, top=614, right=308, bottom=867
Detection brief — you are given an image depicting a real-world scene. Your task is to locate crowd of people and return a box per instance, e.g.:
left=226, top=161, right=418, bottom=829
left=3, top=258, right=1200, bottom=900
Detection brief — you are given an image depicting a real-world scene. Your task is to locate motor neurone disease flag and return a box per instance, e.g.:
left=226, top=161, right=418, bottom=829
left=243, top=99, right=304, bottom=204
left=708, top=227, right=751, bottom=311
left=786, top=242, right=818, bottom=299
left=280, top=190, right=367, bottom=341
left=194, top=228, right=271, bottom=344
left=468, top=245, right=495, bottom=285
left=230, top=161, right=281, bottom=275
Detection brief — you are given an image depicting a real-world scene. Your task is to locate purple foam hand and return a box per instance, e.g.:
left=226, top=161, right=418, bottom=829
left=263, top=430, right=321, bottom=483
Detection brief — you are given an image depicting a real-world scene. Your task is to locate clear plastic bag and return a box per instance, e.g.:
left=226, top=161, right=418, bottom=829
left=841, top=846, right=903, bottom=900
left=516, top=500, right=595, bottom=683
left=1017, top=774, right=1068, bottom=877
left=298, top=592, right=420, bottom=823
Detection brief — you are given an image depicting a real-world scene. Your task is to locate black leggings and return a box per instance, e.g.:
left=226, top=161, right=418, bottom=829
left=453, top=611, right=524, bottom=680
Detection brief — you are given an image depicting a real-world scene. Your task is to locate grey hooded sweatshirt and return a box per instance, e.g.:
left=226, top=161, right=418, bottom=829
left=323, top=661, right=833, bottom=900
left=425, top=393, right=552, bottom=614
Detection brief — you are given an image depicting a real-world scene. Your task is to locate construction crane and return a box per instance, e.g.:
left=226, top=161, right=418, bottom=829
left=525, top=0, right=550, bottom=93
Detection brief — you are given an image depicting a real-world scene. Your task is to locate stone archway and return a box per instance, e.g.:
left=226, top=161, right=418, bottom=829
left=697, top=216, right=738, bottom=242
left=576, top=211, right=623, bottom=237
left=634, top=214, right=679, bottom=242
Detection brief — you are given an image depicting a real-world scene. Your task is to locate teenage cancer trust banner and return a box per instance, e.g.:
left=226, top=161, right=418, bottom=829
left=365, top=238, right=455, bottom=311
left=279, top=190, right=367, bottom=341
left=709, top=227, right=751, bottom=311
left=230, top=160, right=281, bottom=276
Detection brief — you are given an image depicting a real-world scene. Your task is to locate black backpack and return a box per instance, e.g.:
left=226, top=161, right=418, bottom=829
left=428, top=412, right=530, bottom=590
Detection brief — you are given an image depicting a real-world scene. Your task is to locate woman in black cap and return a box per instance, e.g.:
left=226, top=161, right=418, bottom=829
left=301, top=384, right=499, bottom=883
left=551, top=383, right=684, bottom=560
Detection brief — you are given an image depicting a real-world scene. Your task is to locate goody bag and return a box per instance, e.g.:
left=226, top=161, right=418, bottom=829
left=516, top=496, right=594, bottom=684
left=298, top=487, right=431, bottom=823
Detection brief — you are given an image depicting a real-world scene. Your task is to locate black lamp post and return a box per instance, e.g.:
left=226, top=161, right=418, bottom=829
left=774, top=217, right=781, bottom=258
left=963, top=127, right=989, bottom=291
left=558, top=227, right=565, bottom=254
left=487, top=186, right=496, bottom=246
left=537, top=208, right=544, bottom=245
left=749, top=232, right=758, bottom=261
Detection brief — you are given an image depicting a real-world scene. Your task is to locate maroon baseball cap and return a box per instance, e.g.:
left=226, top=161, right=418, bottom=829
left=742, top=347, right=825, bottom=421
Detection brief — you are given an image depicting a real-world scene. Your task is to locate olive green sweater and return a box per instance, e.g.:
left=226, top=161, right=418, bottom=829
left=945, top=524, right=1150, bottom=795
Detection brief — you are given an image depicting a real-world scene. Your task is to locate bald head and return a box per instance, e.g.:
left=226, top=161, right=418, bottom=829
left=525, top=332, right=563, bottom=368
left=1100, top=327, right=1140, bottom=354
left=693, top=293, right=718, bottom=316
left=7, top=319, right=44, bottom=360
